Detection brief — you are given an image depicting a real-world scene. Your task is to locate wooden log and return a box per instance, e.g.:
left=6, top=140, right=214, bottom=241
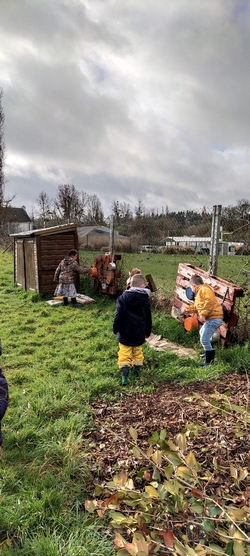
left=145, top=274, right=157, bottom=292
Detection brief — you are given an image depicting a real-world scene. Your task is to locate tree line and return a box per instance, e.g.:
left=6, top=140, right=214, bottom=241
left=34, top=185, right=250, bottom=247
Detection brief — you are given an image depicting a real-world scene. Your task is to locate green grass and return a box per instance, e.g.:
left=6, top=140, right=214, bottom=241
left=82, top=249, right=249, bottom=293
left=0, top=250, right=249, bottom=554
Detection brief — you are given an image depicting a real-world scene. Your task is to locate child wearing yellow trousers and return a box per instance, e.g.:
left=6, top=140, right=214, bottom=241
left=113, top=274, right=152, bottom=386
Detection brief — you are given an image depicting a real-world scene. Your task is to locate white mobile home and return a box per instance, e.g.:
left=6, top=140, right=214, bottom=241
left=165, top=236, right=244, bottom=255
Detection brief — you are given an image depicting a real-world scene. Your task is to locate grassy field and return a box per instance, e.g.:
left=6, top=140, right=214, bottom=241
left=0, top=250, right=249, bottom=554
left=82, top=249, right=249, bottom=294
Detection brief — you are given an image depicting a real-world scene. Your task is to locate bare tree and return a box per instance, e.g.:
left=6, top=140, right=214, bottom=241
left=134, top=199, right=145, bottom=219
left=78, top=191, right=89, bottom=223
left=86, top=194, right=104, bottom=225
left=0, top=88, right=5, bottom=207
left=36, top=191, right=53, bottom=226
left=110, top=200, right=132, bottom=235
left=111, top=200, right=121, bottom=224
left=111, top=200, right=131, bottom=222
left=0, top=89, right=16, bottom=214
left=54, top=184, right=80, bottom=222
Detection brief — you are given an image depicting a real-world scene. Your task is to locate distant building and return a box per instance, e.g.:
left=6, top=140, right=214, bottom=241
left=78, top=225, right=127, bottom=249
left=78, top=225, right=118, bottom=239
left=0, top=206, right=33, bottom=235
left=165, top=236, right=244, bottom=255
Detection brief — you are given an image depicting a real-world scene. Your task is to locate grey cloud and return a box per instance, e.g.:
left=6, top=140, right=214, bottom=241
left=1, top=0, right=250, bottom=217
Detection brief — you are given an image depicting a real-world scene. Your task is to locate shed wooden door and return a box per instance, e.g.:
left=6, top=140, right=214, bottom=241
left=39, top=231, right=79, bottom=295
left=15, top=240, right=26, bottom=288
left=25, top=239, right=38, bottom=291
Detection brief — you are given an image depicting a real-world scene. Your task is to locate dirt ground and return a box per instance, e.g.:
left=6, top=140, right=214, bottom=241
left=86, top=373, right=250, bottom=488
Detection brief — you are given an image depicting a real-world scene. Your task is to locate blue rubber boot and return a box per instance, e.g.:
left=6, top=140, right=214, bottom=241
left=199, top=350, right=215, bottom=367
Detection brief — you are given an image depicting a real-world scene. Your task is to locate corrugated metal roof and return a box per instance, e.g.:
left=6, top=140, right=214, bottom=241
left=77, top=225, right=112, bottom=236
left=10, top=223, right=77, bottom=237
left=77, top=226, right=127, bottom=238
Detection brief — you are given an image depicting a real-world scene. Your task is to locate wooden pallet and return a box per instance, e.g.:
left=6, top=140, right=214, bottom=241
left=172, top=263, right=244, bottom=345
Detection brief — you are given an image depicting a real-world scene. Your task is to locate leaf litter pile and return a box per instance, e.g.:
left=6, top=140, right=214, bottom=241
left=84, top=373, right=250, bottom=555
left=87, top=374, right=250, bottom=481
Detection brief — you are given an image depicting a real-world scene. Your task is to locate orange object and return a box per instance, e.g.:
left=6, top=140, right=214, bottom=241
left=184, top=316, right=199, bottom=331
left=90, top=267, right=98, bottom=278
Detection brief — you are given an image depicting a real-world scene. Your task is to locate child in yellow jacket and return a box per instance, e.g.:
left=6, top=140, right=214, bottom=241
left=182, top=274, right=223, bottom=366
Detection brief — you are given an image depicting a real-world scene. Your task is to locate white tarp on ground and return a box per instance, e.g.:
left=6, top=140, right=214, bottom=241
left=146, top=333, right=196, bottom=358
left=76, top=294, right=96, bottom=304
left=47, top=294, right=96, bottom=306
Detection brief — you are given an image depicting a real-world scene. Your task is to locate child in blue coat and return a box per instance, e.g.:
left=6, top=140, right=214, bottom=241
left=0, top=342, right=8, bottom=456
left=113, top=274, right=152, bottom=385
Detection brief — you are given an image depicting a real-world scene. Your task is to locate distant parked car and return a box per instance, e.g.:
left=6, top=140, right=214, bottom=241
left=140, top=245, right=163, bottom=253
left=140, top=245, right=155, bottom=253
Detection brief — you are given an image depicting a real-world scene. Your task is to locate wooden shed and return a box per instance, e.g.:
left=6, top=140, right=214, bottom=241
left=11, top=224, right=79, bottom=295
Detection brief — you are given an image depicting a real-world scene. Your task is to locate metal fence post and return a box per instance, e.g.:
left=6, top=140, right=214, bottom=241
left=208, top=205, right=222, bottom=276
left=109, top=216, right=115, bottom=256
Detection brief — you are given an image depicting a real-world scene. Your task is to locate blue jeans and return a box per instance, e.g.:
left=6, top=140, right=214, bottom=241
left=199, top=318, right=223, bottom=351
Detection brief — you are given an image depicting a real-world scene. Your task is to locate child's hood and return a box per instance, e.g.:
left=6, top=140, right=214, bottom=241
left=122, top=288, right=150, bottom=307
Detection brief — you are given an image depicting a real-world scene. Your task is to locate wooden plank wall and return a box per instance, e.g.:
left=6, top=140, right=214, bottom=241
left=15, top=240, right=26, bottom=288
left=37, top=230, right=79, bottom=295
left=172, top=263, right=244, bottom=345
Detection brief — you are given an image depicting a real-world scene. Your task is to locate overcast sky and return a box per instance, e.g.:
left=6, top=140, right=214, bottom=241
left=1, top=0, right=250, bottom=218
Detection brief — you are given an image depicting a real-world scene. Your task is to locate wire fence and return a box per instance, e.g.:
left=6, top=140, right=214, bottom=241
left=1, top=202, right=249, bottom=327
left=79, top=203, right=250, bottom=342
